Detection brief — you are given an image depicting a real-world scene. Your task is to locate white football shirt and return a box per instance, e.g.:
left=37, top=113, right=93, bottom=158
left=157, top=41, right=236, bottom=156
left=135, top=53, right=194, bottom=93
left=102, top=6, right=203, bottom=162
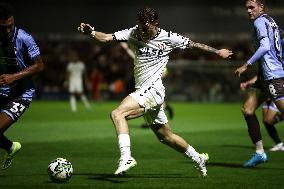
left=114, top=26, right=189, bottom=89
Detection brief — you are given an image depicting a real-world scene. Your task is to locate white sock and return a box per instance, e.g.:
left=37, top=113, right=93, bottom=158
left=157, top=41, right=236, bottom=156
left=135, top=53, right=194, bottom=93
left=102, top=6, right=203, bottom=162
left=9, top=142, right=15, bottom=152
left=81, top=95, right=91, bottom=110
left=70, top=95, right=77, bottom=112
left=184, top=145, right=200, bottom=163
left=118, top=134, right=131, bottom=159
left=255, top=140, right=264, bottom=154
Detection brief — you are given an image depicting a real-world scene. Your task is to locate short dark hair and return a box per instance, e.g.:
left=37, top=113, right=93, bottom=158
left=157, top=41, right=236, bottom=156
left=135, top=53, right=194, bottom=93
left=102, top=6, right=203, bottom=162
left=0, top=3, right=13, bottom=20
left=137, top=7, right=159, bottom=24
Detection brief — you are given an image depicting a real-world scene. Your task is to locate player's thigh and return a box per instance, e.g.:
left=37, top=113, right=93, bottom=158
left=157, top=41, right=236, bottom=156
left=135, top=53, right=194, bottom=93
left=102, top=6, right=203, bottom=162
left=262, top=107, right=269, bottom=118
left=143, top=104, right=168, bottom=126
left=262, top=101, right=277, bottom=121
left=242, top=89, right=266, bottom=113
left=130, top=84, right=165, bottom=112
left=0, top=112, right=13, bottom=133
left=274, top=99, right=284, bottom=117
left=149, top=122, right=172, bottom=140
left=0, top=97, right=30, bottom=132
left=264, top=109, right=279, bottom=123
left=116, top=95, right=144, bottom=119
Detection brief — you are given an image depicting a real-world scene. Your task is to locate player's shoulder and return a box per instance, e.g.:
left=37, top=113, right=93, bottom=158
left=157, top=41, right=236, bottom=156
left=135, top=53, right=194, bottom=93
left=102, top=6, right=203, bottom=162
left=128, top=25, right=139, bottom=36
left=16, top=28, right=34, bottom=41
left=67, top=62, right=75, bottom=67
left=158, top=29, right=181, bottom=38
left=78, top=61, right=85, bottom=67
left=159, top=28, right=171, bottom=36
left=119, top=26, right=137, bottom=34
left=254, top=14, right=269, bottom=26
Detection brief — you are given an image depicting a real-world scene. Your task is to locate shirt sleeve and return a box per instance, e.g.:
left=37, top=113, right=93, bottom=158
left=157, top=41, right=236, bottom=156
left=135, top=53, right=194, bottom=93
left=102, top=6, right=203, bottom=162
left=22, top=31, right=40, bottom=59
left=247, top=37, right=270, bottom=65
left=168, top=31, right=189, bottom=50
left=247, top=18, right=270, bottom=65
left=113, top=26, right=136, bottom=42
left=254, top=17, right=268, bottom=40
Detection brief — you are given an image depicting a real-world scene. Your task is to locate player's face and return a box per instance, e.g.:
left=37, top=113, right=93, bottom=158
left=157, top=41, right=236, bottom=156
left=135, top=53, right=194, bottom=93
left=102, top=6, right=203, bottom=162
left=0, top=16, right=15, bottom=41
left=245, top=0, right=264, bottom=20
left=137, top=21, right=158, bottom=41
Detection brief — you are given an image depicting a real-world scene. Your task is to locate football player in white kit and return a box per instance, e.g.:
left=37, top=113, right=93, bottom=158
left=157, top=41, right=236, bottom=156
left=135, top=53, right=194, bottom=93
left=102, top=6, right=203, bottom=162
left=78, top=7, right=232, bottom=177
left=66, top=53, right=91, bottom=112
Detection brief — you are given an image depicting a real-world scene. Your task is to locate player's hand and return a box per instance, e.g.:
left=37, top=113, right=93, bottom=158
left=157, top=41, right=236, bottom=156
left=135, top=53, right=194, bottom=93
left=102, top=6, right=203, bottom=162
left=0, top=74, right=15, bottom=85
left=235, top=63, right=248, bottom=77
left=217, top=49, right=233, bottom=59
left=77, top=23, right=94, bottom=35
left=240, top=82, right=249, bottom=91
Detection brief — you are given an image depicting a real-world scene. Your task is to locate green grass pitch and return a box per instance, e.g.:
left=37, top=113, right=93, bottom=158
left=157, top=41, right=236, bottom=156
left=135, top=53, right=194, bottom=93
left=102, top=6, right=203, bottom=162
left=0, top=101, right=283, bottom=189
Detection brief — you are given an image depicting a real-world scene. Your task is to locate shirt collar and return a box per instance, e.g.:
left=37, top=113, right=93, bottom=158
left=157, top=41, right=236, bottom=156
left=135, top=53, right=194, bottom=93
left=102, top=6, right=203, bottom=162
left=12, top=26, right=17, bottom=42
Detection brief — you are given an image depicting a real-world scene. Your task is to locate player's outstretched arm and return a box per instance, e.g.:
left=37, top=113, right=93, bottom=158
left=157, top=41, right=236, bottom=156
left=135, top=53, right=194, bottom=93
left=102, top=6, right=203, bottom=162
left=0, top=56, right=44, bottom=85
left=188, top=40, right=233, bottom=59
left=77, top=22, right=113, bottom=43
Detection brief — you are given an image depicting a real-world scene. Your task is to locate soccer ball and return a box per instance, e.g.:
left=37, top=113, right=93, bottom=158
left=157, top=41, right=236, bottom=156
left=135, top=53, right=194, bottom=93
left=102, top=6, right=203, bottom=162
left=47, top=158, right=73, bottom=182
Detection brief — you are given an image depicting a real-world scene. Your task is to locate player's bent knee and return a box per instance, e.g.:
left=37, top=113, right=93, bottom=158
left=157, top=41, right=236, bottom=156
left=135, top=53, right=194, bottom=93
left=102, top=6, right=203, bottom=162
left=110, top=109, right=125, bottom=121
left=241, top=106, right=255, bottom=115
left=110, top=109, right=119, bottom=121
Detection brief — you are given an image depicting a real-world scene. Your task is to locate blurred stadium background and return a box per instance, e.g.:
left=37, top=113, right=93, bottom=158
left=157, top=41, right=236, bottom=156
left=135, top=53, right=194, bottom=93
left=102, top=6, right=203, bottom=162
left=3, top=0, right=284, bottom=102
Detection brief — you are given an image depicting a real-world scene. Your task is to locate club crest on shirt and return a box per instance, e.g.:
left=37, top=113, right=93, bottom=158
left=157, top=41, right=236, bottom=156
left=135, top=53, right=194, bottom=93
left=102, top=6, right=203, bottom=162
left=157, top=43, right=166, bottom=50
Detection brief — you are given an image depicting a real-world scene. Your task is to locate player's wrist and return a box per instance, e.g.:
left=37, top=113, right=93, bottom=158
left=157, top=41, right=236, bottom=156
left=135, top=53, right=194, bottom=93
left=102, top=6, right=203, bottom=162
left=245, top=61, right=251, bottom=67
left=91, top=30, right=96, bottom=38
left=215, top=49, right=220, bottom=53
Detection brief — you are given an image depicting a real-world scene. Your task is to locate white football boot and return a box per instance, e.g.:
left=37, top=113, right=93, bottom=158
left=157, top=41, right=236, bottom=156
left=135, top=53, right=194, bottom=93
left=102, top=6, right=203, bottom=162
left=114, top=156, right=137, bottom=175
left=269, top=143, right=284, bottom=151
left=194, top=153, right=209, bottom=177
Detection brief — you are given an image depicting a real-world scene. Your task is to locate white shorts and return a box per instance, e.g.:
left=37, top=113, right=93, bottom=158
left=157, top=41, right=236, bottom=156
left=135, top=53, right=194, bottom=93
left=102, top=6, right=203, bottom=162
left=69, top=80, right=83, bottom=93
left=130, top=81, right=168, bottom=125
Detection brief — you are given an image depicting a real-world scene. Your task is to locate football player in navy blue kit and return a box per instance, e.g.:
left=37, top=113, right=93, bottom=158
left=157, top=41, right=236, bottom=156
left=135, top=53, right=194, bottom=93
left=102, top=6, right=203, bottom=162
left=0, top=3, right=44, bottom=169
